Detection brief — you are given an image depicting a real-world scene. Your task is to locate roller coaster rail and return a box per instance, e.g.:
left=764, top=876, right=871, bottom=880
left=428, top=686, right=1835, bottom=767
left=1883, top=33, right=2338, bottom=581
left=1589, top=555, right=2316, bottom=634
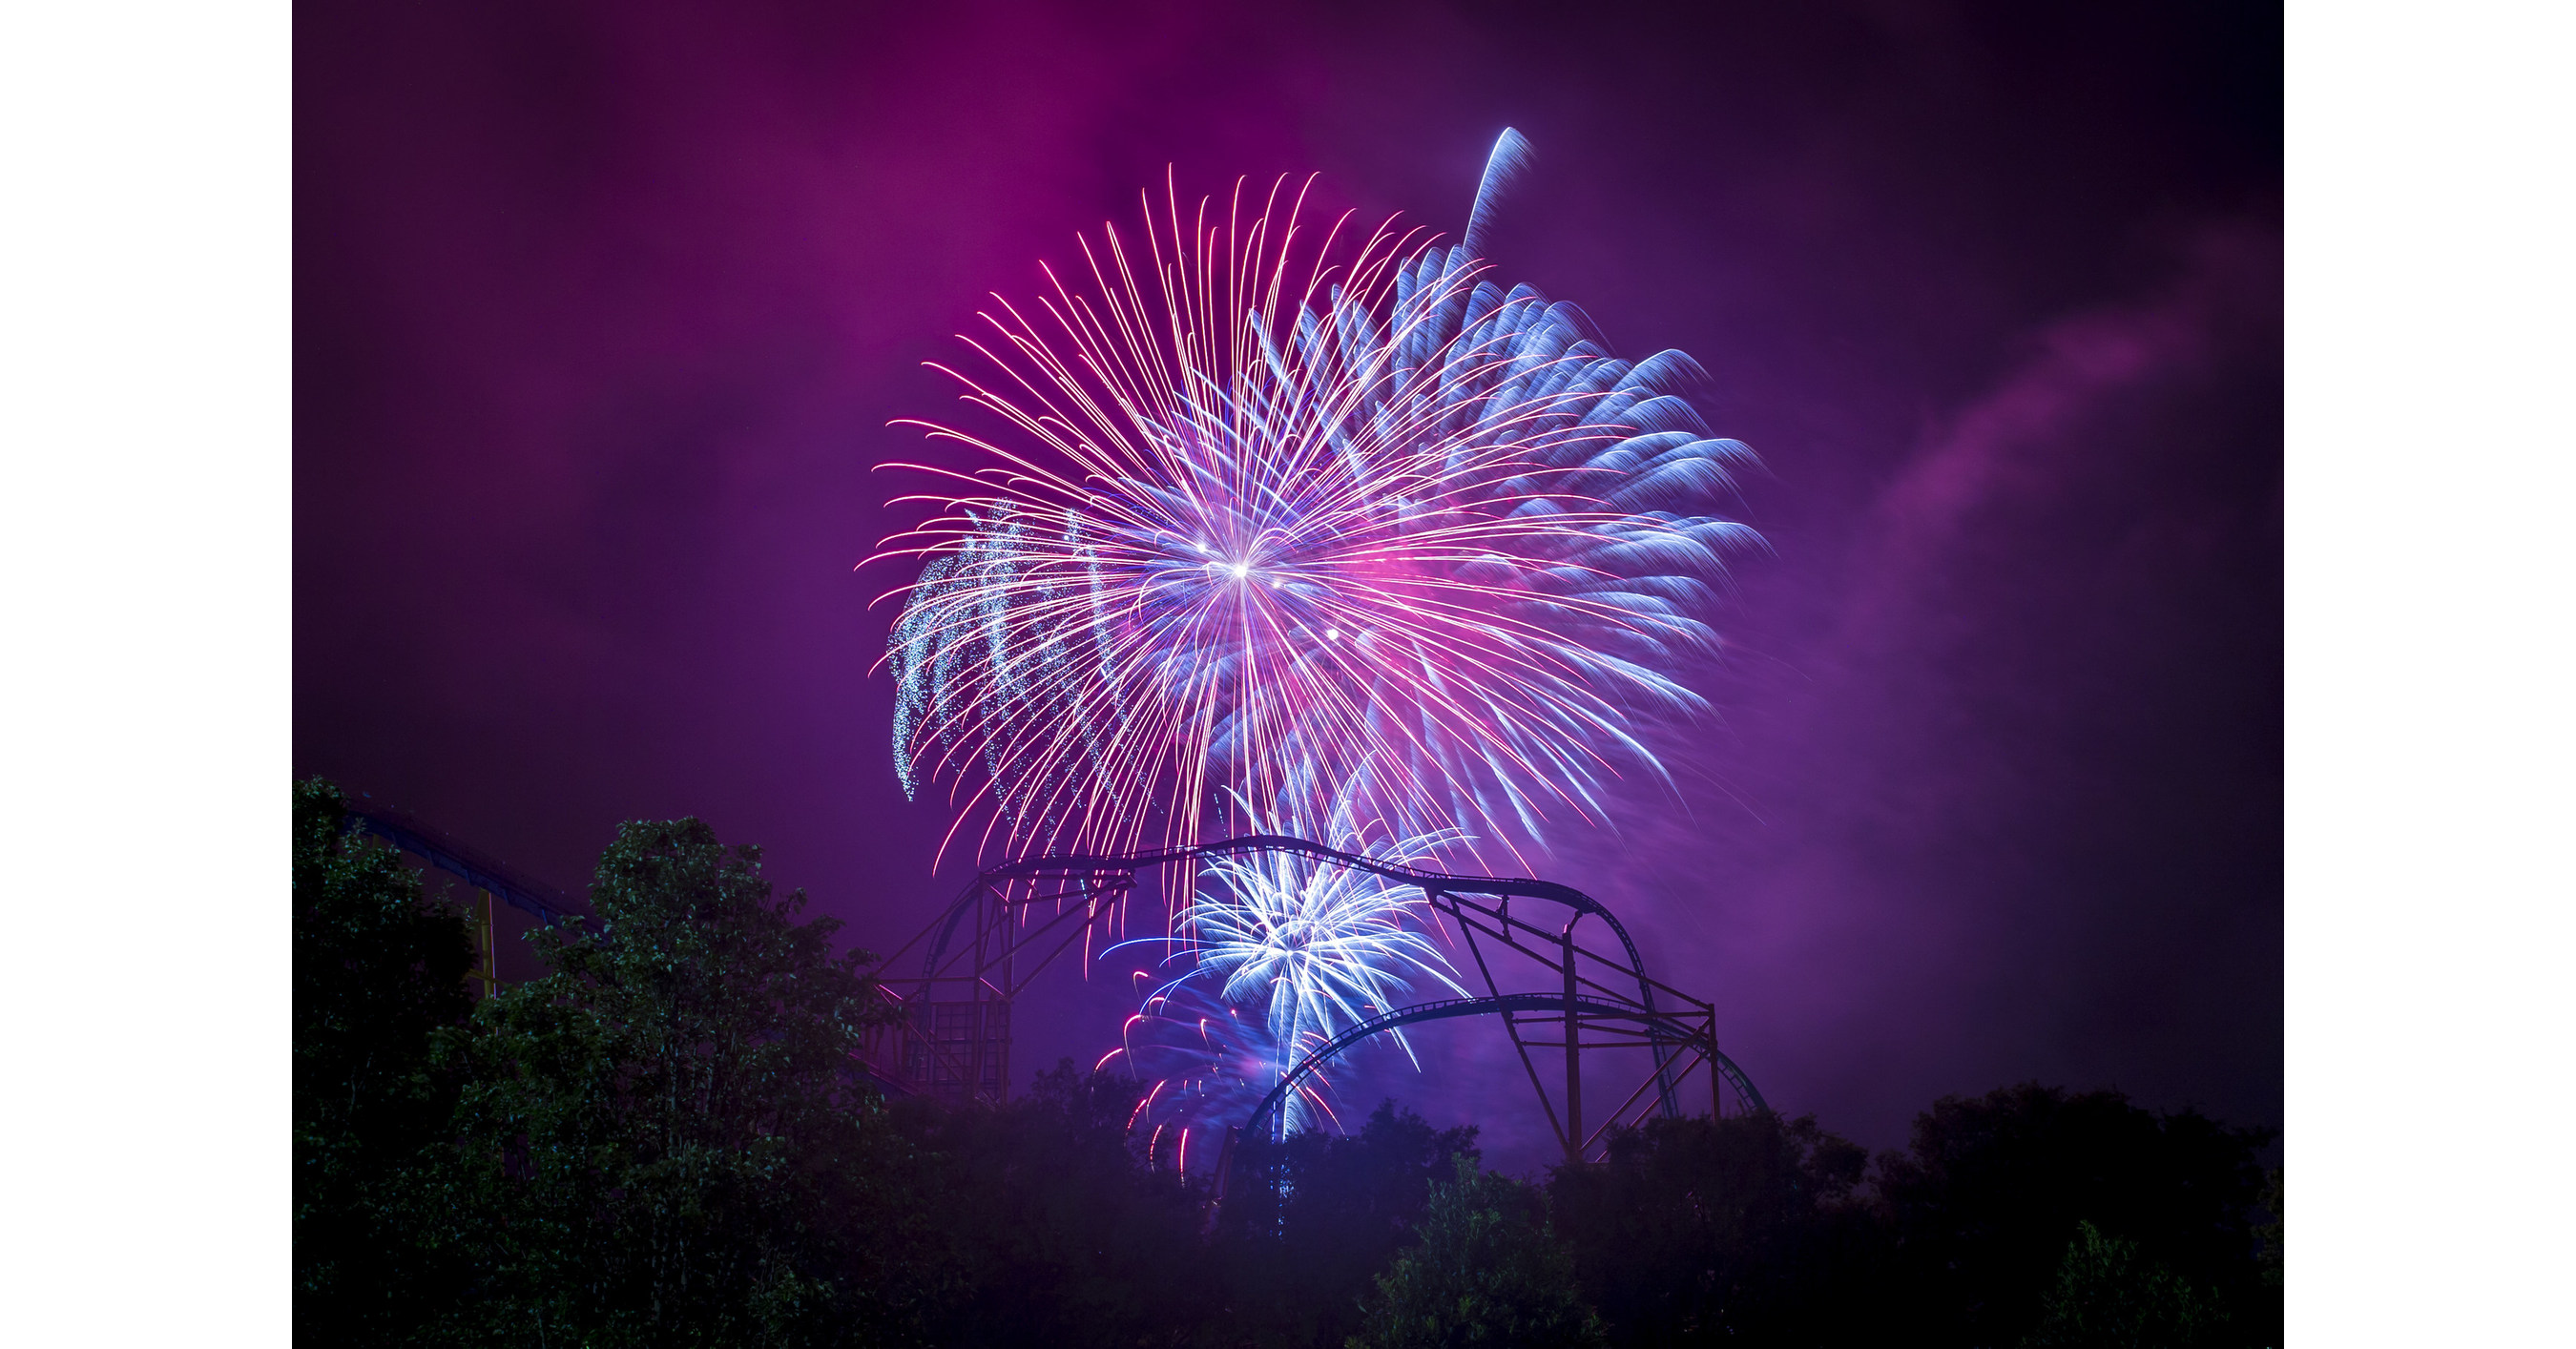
left=1240, top=993, right=1766, bottom=1157
left=858, top=835, right=1764, bottom=1171
left=339, top=796, right=590, bottom=927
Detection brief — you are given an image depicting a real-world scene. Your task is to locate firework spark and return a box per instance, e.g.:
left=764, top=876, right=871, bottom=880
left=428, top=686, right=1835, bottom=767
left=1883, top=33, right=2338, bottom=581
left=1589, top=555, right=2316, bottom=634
left=1112, top=982, right=1295, bottom=1167
left=876, top=130, right=1761, bottom=862
left=1115, top=795, right=1469, bottom=1142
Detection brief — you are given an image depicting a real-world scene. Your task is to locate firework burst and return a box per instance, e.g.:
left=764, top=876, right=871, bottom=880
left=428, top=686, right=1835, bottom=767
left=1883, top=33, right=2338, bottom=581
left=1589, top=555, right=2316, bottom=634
left=877, top=130, right=1761, bottom=862
left=1112, top=983, right=1290, bottom=1171
left=1116, top=794, right=1469, bottom=1142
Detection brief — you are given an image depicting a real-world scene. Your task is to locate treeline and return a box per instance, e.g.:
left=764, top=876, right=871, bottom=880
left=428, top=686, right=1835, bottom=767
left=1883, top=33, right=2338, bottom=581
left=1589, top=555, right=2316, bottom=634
left=295, top=779, right=2280, bottom=1347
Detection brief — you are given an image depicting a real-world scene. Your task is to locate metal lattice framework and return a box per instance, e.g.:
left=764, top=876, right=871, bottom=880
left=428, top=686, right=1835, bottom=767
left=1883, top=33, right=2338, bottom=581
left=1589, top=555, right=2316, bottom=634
left=857, top=836, right=1763, bottom=1166
left=339, top=796, right=590, bottom=999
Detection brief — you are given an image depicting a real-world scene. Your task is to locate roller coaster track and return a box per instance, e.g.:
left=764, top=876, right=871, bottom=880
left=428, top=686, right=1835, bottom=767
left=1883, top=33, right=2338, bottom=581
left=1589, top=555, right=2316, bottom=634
left=1243, top=992, right=1766, bottom=1132
left=867, top=835, right=1764, bottom=1169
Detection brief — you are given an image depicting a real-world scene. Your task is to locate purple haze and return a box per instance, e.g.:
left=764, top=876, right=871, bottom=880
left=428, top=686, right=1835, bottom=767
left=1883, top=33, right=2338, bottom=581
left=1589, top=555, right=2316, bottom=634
left=295, top=0, right=2280, bottom=1163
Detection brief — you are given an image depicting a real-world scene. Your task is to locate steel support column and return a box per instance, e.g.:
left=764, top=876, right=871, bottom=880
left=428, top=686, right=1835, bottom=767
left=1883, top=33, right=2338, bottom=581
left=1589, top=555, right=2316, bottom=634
left=1562, top=924, right=1582, bottom=1165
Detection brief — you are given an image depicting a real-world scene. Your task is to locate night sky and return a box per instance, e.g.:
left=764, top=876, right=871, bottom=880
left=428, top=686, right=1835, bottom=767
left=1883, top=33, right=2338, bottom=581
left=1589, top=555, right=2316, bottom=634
left=295, top=0, right=2282, bottom=1162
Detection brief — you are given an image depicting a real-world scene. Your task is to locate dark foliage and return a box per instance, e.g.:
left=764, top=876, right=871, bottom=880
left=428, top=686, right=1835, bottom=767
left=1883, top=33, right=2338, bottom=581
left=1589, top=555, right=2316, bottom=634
left=2254, top=1167, right=2282, bottom=1295
left=883, top=1062, right=1216, bottom=1348
left=2022, top=1220, right=2230, bottom=1348
left=291, top=784, right=2281, bottom=1348
left=1348, top=1155, right=1606, bottom=1349
left=406, top=816, right=915, bottom=1347
left=1875, top=1083, right=2275, bottom=1349
left=293, top=778, right=478, bottom=1345
left=1548, top=1110, right=1885, bottom=1345
left=1215, top=1102, right=1482, bottom=1349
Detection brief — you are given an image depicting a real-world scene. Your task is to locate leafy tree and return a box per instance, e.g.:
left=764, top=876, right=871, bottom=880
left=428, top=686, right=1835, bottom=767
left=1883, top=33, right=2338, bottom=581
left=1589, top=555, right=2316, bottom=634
left=294, top=780, right=2296, bottom=1349
left=2254, top=1167, right=2282, bottom=1291
left=2251, top=1167, right=2282, bottom=1348
left=1548, top=1110, right=1885, bottom=1345
left=410, top=817, right=911, bottom=1347
left=1215, top=1102, right=1482, bottom=1349
left=1874, top=1083, right=2273, bottom=1348
left=2023, top=1220, right=2230, bottom=1348
left=293, top=778, right=477, bottom=1345
left=885, top=1062, right=1216, bottom=1348
left=1348, top=1155, right=1606, bottom=1349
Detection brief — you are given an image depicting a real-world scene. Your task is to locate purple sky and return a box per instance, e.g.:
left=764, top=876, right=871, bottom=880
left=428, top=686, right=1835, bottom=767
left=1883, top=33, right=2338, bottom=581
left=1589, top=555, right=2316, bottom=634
left=296, top=0, right=2280, bottom=1160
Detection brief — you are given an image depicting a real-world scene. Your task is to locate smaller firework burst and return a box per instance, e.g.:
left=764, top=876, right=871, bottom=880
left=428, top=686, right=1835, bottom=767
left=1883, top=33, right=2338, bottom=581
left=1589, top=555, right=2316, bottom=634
left=1111, top=982, right=1289, bottom=1174
left=1114, top=795, right=1470, bottom=1145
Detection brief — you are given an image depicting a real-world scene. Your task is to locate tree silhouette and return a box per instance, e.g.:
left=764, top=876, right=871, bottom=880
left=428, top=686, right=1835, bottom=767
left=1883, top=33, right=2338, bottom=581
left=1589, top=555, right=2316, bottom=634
left=1349, top=1155, right=1606, bottom=1349
left=410, top=817, right=910, bottom=1347
left=1548, top=1110, right=1883, bottom=1344
left=293, top=778, right=476, bottom=1345
left=1875, top=1083, right=2273, bottom=1348
left=2023, top=1220, right=2230, bottom=1348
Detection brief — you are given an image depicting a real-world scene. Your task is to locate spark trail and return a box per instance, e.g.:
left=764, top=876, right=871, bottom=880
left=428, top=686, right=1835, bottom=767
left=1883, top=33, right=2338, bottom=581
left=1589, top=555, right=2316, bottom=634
left=1112, top=794, right=1469, bottom=1141
left=877, top=129, right=1761, bottom=865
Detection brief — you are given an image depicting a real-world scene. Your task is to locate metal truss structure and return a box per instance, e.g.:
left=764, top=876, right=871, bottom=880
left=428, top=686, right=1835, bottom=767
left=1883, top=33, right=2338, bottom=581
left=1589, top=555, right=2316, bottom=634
left=343, top=797, right=588, bottom=927
left=341, top=796, right=590, bottom=996
left=858, top=835, right=1763, bottom=1168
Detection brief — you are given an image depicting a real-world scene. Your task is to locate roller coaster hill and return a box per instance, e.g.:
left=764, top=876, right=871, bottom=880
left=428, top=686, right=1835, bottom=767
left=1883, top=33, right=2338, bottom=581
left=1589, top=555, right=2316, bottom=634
left=335, top=793, right=593, bottom=999
left=342, top=801, right=1764, bottom=1173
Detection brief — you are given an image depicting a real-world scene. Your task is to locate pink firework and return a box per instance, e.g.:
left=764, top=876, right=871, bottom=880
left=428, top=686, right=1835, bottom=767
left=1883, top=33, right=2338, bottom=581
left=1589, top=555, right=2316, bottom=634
left=876, top=131, right=1760, bottom=862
